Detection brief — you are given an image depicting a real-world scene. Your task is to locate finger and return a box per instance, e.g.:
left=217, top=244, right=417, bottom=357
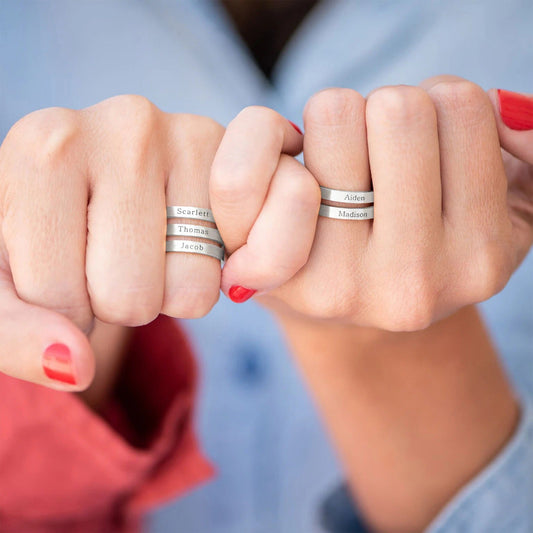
left=365, top=85, right=443, bottom=250
left=0, top=108, right=94, bottom=334
left=83, top=96, right=166, bottom=326
left=488, top=88, right=533, bottom=265
left=0, top=264, right=94, bottom=390
left=420, top=76, right=508, bottom=230
left=488, top=88, right=533, bottom=164
left=210, top=106, right=303, bottom=253
left=302, top=88, right=372, bottom=263
left=162, top=114, right=225, bottom=318
left=220, top=154, right=320, bottom=298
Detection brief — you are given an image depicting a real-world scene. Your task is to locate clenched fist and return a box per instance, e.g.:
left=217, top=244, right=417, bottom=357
left=243, top=77, right=533, bottom=330
left=0, top=95, right=317, bottom=389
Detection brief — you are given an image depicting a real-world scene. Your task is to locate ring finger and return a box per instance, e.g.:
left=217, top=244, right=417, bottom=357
left=302, top=88, right=372, bottom=283
left=162, top=114, right=225, bottom=318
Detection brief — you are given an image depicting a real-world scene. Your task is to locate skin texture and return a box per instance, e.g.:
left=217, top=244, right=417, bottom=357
left=0, top=77, right=532, bottom=529
left=0, top=95, right=310, bottom=390
left=272, top=304, right=519, bottom=532
left=251, top=80, right=532, bottom=331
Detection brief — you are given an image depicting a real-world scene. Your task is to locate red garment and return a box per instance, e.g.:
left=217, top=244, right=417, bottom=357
left=0, top=315, right=213, bottom=533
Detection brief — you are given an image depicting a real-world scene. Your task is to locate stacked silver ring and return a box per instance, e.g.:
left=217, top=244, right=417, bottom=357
left=166, top=206, right=225, bottom=261
left=319, top=186, right=374, bottom=220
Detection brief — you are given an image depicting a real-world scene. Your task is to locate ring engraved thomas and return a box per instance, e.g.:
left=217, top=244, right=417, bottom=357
left=166, top=206, right=224, bottom=260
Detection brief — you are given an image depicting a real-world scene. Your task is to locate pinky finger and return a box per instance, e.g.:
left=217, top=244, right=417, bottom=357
left=220, top=155, right=321, bottom=302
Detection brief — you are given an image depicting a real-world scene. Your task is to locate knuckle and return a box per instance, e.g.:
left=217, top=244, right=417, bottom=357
left=383, top=301, right=434, bottom=332
left=175, top=115, right=225, bottom=186
left=10, top=107, right=79, bottom=170
left=99, top=95, right=159, bottom=172
left=236, top=105, right=285, bottom=132
left=298, top=281, right=354, bottom=321
left=280, top=162, right=321, bottom=210
left=468, top=244, right=511, bottom=302
left=97, top=305, right=160, bottom=328
left=210, top=157, right=259, bottom=206
left=105, top=94, right=156, bottom=124
left=378, top=261, right=436, bottom=332
left=91, top=288, right=161, bottom=327
left=381, top=296, right=435, bottom=332
left=162, top=286, right=219, bottom=319
left=304, top=88, right=365, bottom=126
left=427, top=79, right=488, bottom=115
left=180, top=114, right=225, bottom=145
left=366, top=85, right=434, bottom=126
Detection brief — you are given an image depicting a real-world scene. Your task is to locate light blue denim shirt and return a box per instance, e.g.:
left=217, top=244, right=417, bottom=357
left=1, top=1, right=532, bottom=531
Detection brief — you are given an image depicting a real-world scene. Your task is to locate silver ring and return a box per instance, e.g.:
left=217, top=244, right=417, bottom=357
left=166, top=223, right=223, bottom=245
left=319, top=204, right=374, bottom=220
left=166, top=239, right=225, bottom=261
left=166, top=206, right=215, bottom=223
left=320, top=186, right=374, bottom=204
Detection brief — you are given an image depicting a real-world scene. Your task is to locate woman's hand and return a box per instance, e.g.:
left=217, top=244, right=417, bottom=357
left=0, top=96, right=314, bottom=390
left=209, top=107, right=320, bottom=301
left=241, top=76, right=533, bottom=331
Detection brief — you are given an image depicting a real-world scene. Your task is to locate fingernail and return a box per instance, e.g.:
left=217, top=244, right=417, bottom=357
left=288, top=120, right=303, bottom=135
left=42, top=343, right=77, bottom=385
left=229, top=285, right=256, bottom=303
left=498, top=89, right=533, bottom=131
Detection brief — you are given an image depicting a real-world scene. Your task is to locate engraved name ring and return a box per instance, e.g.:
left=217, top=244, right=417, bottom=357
left=165, top=239, right=225, bottom=260
left=166, top=206, right=216, bottom=223
left=166, top=223, right=223, bottom=245
left=319, top=186, right=374, bottom=220
left=166, top=206, right=225, bottom=261
left=319, top=204, right=374, bottom=220
left=320, top=186, right=374, bottom=204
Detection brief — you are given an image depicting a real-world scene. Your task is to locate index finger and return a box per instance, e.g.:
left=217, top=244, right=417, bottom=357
left=210, top=106, right=303, bottom=253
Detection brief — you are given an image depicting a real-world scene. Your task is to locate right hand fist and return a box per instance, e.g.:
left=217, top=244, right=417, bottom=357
left=0, top=96, right=316, bottom=390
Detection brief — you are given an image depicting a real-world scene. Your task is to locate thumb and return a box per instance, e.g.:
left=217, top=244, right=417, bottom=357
left=488, top=88, right=533, bottom=163
left=488, top=88, right=533, bottom=266
left=0, top=272, right=95, bottom=390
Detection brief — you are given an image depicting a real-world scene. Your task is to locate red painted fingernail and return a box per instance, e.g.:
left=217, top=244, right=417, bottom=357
left=288, top=120, right=303, bottom=135
left=498, top=89, right=533, bottom=131
left=229, top=285, right=256, bottom=303
left=42, top=343, right=77, bottom=385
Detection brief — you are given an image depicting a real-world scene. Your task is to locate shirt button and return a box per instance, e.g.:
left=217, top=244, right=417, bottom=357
left=233, top=343, right=267, bottom=386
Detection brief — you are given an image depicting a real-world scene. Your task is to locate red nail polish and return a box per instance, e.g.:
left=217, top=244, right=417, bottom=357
left=229, top=285, right=256, bottom=303
left=42, top=343, right=76, bottom=385
left=288, top=120, right=303, bottom=135
left=498, top=89, right=533, bottom=131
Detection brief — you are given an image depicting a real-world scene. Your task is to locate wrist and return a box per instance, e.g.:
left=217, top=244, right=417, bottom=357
left=273, top=304, right=519, bottom=532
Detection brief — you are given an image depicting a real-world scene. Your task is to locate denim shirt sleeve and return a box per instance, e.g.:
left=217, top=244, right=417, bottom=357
left=321, top=400, right=533, bottom=533
left=426, top=399, right=533, bottom=533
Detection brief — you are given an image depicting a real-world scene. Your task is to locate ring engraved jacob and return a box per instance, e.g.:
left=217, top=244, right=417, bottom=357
left=166, top=206, right=225, bottom=261
left=319, top=186, right=374, bottom=220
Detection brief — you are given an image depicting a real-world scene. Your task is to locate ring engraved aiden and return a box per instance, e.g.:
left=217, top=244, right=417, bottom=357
left=166, top=239, right=225, bottom=261
left=319, top=204, right=374, bottom=220
left=320, top=186, right=374, bottom=204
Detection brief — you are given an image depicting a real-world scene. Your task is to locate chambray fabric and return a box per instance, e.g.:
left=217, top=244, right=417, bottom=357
left=1, top=1, right=532, bottom=531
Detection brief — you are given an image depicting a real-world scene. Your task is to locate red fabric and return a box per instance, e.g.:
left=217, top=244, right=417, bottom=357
left=0, top=315, right=213, bottom=533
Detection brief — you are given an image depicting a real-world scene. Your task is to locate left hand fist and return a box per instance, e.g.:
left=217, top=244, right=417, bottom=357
left=235, top=76, right=533, bottom=331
